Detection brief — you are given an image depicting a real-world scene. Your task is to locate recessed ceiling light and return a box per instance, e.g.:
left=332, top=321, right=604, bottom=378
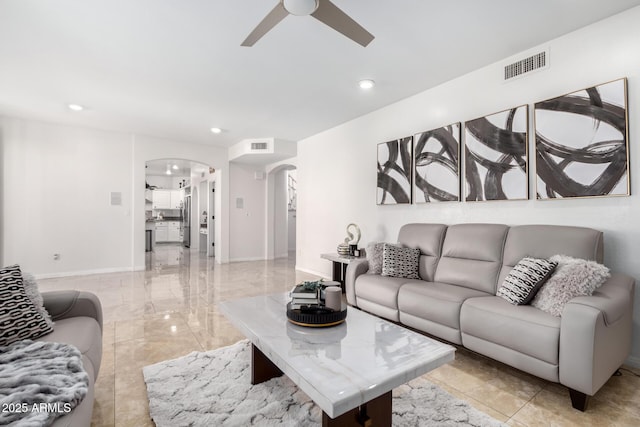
left=210, top=127, right=222, bottom=134
left=172, top=164, right=178, bottom=170
left=68, top=103, right=84, bottom=111
left=358, top=79, right=375, bottom=90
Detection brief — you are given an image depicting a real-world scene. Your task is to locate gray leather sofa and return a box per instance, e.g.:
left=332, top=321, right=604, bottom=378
left=345, top=223, right=635, bottom=411
left=37, top=291, right=103, bottom=427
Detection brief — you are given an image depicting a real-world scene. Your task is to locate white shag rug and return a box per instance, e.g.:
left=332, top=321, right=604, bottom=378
left=143, top=340, right=507, bottom=427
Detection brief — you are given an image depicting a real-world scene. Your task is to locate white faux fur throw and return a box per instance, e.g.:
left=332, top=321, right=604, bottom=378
left=0, top=340, right=89, bottom=426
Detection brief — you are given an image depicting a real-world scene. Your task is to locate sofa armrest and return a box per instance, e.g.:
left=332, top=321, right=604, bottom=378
left=567, top=273, right=634, bottom=325
left=559, top=273, right=635, bottom=395
left=345, top=259, right=369, bottom=306
left=42, top=290, right=104, bottom=332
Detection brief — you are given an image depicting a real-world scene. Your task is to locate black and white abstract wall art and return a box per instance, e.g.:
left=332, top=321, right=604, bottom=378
left=377, top=137, right=413, bottom=205
left=534, top=78, right=629, bottom=199
left=464, top=105, right=529, bottom=201
left=413, top=123, right=461, bottom=203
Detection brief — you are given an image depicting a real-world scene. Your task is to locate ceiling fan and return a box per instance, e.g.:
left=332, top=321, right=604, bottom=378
left=241, top=0, right=374, bottom=47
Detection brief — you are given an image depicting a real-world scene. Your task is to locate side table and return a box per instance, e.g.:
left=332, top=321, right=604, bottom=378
left=320, top=253, right=361, bottom=293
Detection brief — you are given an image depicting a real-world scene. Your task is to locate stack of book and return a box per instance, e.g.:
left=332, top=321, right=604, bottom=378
left=289, top=284, right=320, bottom=309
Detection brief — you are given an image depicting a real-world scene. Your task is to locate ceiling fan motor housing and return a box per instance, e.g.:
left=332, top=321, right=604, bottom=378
left=283, top=0, right=319, bottom=16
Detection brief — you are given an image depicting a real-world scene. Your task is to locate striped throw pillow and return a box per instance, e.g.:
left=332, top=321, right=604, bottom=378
left=497, top=257, right=557, bottom=305
left=0, top=264, right=54, bottom=346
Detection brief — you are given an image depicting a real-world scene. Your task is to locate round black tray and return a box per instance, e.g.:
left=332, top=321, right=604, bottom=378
left=286, top=302, right=347, bottom=327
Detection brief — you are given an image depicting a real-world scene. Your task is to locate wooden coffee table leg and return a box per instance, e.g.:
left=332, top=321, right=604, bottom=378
left=322, top=391, right=392, bottom=427
left=251, top=343, right=283, bottom=385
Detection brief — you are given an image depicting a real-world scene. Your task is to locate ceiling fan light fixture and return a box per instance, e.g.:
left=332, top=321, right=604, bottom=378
left=358, top=79, right=375, bottom=90
left=283, top=0, right=318, bottom=16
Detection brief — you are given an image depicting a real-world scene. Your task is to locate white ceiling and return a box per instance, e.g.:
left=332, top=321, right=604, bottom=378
left=2, top=1, right=640, bottom=148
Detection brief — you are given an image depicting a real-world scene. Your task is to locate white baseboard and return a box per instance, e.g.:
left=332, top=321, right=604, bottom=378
left=625, top=354, right=640, bottom=368
left=34, top=266, right=137, bottom=280
left=295, top=266, right=330, bottom=280
left=229, top=256, right=266, bottom=262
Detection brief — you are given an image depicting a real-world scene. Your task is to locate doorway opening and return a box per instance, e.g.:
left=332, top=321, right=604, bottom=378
left=267, top=164, right=296, bottom=262
left=145, top=159, right=217, bottom=263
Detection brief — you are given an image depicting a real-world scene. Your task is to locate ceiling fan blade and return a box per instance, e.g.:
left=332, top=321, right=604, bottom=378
left=241, top=2, right=289, bottom=47
left=311, top=0, right=374, bottom=47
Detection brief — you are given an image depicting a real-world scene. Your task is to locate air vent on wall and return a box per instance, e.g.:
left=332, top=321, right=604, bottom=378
left=251, top=142, right=269, bottom=150
left=504, top=50, right=548, bottom=81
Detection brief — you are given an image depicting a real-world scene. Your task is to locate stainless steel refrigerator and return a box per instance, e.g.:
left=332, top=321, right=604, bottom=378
left=182, top=194, right=191, bottom=248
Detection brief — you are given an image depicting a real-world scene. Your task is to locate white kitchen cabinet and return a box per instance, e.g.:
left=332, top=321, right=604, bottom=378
left=170, top=190, right=183, bottom=209
left=168, top=221, right=181, bottom=242
left=152, top=189, right=182, bottom=209
left=152, top=190, right=171, bottom=209
left=157, top=221, right=181, bottom=243
left=155, top=221, right=168, bottom=242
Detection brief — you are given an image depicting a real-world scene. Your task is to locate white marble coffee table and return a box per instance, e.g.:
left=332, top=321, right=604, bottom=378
left=219, top=293, right=455, bottom=426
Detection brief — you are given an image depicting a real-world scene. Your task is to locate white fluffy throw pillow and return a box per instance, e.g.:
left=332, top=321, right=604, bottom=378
left=22, top=272, right=54, bottom=328
left=366, top=242, right=385, bottom=274
left=531, top=255, right=610, bottom=317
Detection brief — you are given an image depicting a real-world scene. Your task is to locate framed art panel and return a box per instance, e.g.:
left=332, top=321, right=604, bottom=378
left=413, top=123, right=461, bottom=203
left=464, top=105, right=529, bottom=201
left=534, top=78, right=629, bottom=199
left=377, top=137, right=412, bottom=205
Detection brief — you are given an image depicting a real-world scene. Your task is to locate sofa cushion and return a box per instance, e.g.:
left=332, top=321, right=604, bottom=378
left=499, top=225, right=603, bottom=286
left=398, top=224, right=447, bottom=281
left=460, top=296, right=561, bottom=365
left=0, top=265, right=54, bottom=346
left=354, top=275, right=424, bottom=322
left=37, top=316, right=103, bottom=380
left=434, top=224, right=509, bottom=293
left=355, top=274, right=416, bottom=309
left=382, top=244, right=420, bottom=279
left=531, top=255, right=610, bottom=317
left=497, top=257, right=557, bottom=305
left=398, top=281, right=490, bottom=331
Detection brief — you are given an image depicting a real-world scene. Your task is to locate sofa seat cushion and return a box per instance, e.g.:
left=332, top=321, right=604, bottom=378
left=460, top=296, right=561, bottom=365
left=37, top=316, right=102, bottom=380
left=398, top=281, right=490, bottom=330
left=355, top=274, right=424, bottom=309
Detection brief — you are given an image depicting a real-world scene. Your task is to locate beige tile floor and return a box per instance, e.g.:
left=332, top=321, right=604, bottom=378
left=38, top=244, right=640, bottom=426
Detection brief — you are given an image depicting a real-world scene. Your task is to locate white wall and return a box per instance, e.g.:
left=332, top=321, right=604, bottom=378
left=0, top=117, right=230, bottom=275
left=0, top=117, right=133, bottom=276
left=229, top=163, right=266, bottom=261
left=296, top=7, right=640, bottom=364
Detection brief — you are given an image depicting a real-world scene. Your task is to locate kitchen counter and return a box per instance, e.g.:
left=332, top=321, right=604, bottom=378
left=146, top=217, right=182, bottom=223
